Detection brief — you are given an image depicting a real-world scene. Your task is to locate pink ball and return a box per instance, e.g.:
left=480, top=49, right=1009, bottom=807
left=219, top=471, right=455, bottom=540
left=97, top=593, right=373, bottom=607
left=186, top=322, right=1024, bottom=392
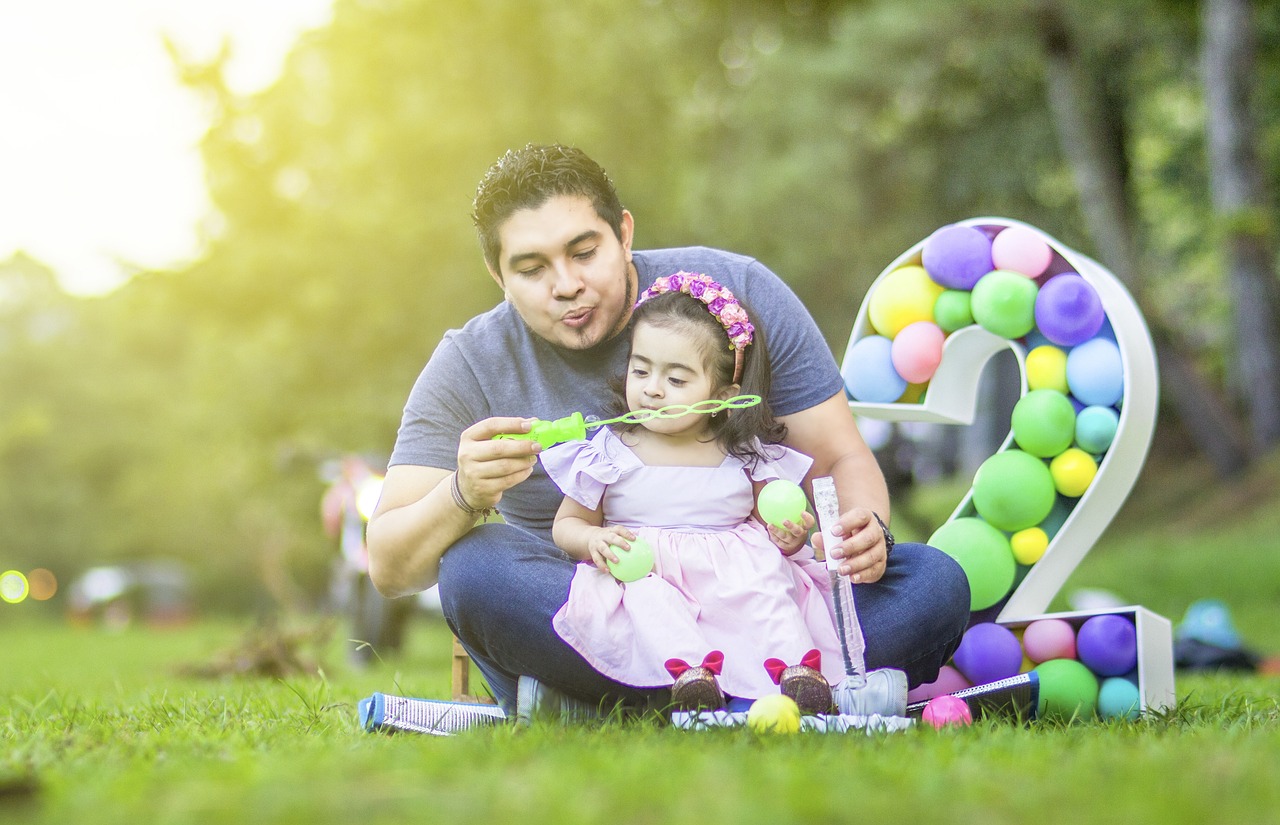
left=891, top=321, right=946, bottom=383
left=1022, top=618, right=1078, bottom=663
left=907, top=665, right=971, bottom=703
left=991, top=225, right=1053, bottom=278
left=922, top=694, right=973, bottom=728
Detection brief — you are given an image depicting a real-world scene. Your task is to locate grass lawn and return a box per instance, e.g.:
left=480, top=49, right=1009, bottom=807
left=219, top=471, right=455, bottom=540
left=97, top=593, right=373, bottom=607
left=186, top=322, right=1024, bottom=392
left=3, top=448, right=1280, bottom=824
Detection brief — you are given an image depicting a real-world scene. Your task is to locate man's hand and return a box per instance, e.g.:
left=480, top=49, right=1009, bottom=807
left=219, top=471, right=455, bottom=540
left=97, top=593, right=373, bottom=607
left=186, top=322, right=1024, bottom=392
left=812, top=507, right=888, bottom=584
left=454, top=416, right=543, bottom=513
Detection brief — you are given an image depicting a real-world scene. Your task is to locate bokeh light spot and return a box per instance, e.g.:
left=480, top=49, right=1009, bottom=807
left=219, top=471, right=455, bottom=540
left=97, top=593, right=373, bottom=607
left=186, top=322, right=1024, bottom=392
left=28, top=568, right=58, bottom=601
left=1, top=570, right=30, bottom=604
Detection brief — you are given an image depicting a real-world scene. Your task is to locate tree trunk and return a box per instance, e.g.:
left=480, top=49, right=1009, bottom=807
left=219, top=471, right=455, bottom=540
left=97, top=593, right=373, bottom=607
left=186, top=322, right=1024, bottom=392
left=1201, top=0, right=1280, bottom=452
left=1034, top=0, right=1252, bottom=477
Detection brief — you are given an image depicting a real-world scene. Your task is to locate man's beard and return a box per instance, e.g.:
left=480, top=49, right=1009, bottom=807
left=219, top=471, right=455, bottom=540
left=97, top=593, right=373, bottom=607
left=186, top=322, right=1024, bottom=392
left=568, top=260, right=635, bottom=352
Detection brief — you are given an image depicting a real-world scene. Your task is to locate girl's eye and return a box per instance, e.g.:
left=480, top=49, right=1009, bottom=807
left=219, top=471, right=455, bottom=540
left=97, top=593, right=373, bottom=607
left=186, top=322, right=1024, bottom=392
left=630, top=368, right=648, bottom=378
left=669, top=378, right=686, bottom=387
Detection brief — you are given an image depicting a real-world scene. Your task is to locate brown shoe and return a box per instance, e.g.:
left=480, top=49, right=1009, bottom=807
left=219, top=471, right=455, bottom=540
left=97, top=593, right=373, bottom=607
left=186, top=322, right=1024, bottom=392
left=764, top=649, right=835, bottom=715
left=665, top=651, right=726, bottom=711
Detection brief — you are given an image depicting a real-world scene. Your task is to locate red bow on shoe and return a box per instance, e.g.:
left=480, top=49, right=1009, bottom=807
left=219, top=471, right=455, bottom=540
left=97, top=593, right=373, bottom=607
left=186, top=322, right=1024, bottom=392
left=665, top=650, right=724, bottom=679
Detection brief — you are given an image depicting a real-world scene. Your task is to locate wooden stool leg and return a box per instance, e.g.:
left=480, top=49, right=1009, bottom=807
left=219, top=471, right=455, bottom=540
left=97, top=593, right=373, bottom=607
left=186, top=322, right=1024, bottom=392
left=451, top=636, right=471, bottom=700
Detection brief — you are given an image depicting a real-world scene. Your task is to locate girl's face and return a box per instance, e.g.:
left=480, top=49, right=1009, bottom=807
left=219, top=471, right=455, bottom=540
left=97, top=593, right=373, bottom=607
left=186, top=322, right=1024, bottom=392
left=625, top=320, right=727, bottom=437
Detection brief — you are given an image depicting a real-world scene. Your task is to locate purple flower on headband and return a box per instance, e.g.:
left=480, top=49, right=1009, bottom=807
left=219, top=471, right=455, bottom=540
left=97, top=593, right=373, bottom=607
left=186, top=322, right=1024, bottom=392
left=727, top=322, right=747, bottom=338
left=687, top=279, right=706, bottom=298
left=635, top=270, right=755, bottom=351
left=667, top=273, right=684, bottom=292
left=707, top=296, right=727, bottom=314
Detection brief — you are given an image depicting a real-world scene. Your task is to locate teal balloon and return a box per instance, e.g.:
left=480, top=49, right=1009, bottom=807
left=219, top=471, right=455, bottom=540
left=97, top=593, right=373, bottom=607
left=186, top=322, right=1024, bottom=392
left=1012, top=390, right=1077, bottom=457
left=1075, top=405, right=1120, bottom=454
left=607, top=537, right=655, bottom=583
left=757, top=480, right=808, bottom=529
left=970, top=270, right=1040, bottom=339
left=1098, top=677, right=1142, bottom=721
left=933, top=289, right=974, bottom=333
left=928, top=517, right=1016, bottom=610
left=1035, top=658, right=1099, bottom=720
left=971, top=450, right=1056, bottom=531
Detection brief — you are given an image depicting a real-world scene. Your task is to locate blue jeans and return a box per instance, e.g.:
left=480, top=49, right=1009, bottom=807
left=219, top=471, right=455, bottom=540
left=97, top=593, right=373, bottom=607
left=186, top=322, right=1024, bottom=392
left=438, top=523, right=970, bottom=712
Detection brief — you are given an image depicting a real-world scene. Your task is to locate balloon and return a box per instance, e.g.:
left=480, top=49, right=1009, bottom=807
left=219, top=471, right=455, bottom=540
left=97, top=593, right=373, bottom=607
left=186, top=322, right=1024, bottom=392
left=1010, top=527, right=1049, bottom=565
left=1035, top=273, right=1105, bottom=347
left=757, top=480, right=808, bottom=529
left=868, top=266, right=946, bottom=338
left=842, top=335, right=908, bottom=403
left=933, top=289, right=974, bottom=333
left=952, top=622, right=1023, bottom=685
left=891, top=321, right=946, bottom=383
left=971, top=270, right=1040, bottom=339
left=1076, top=615, right=1138, bottom=677
left=971, top=450, right=1057, bottom=531
left=1035, top=658, right=1099, bottom=720
left=922, top=224, right=993, bottom=290
left=991, top=225, right=1053, bottom=278
left=1026, top=345, right=1069, bottom=394
left=1050, top=448, right=1098, bottom=497
left=929, top=517, right=1017, bottom=610
left=1011, top=389, right=1077, bottom=457
left=1075, top=405, right=1120, bottom=453
left=1066, top=338, right=1124, bottom=407
left=1022, top=618, right=1077, bottom=663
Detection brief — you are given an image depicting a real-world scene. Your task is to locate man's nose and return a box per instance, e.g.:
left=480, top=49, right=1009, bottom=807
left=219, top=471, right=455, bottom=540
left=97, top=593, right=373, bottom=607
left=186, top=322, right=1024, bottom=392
left=551, top=264, right=585, bottom=299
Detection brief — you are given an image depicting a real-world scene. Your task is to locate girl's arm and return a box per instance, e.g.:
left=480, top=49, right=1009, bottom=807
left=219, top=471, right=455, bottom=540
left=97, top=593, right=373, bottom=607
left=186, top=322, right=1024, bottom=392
left=552, top=494, right=637, bottom=574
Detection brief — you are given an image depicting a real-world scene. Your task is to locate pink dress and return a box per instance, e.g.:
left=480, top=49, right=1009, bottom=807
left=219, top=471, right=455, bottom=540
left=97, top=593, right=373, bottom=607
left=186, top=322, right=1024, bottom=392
left=540, top=427, right=845, bottom=699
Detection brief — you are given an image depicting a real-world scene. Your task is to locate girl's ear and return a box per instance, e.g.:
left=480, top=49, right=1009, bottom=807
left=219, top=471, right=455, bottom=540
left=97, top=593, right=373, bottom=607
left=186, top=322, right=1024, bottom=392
left=717, top=383, right=741, bottom=401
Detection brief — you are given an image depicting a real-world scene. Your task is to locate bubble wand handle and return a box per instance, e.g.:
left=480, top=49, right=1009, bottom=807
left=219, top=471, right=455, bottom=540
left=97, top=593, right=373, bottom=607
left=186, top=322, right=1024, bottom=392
left=493, top=395, right=761, bottom=449
left=814, top=476, right=868, bottom=688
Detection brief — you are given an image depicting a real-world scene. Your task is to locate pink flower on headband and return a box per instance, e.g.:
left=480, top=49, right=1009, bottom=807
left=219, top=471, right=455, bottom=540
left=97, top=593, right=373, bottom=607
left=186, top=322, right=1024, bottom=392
left=636, top=271, right=755, bottom=351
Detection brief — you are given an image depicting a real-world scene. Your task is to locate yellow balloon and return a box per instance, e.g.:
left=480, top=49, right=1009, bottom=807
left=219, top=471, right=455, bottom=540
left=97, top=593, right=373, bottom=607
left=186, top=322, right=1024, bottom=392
left=869, top=266, right=945, bottom=339
left=1026, top=345, right=1069, bottom=393
left=1011, top=527, right=1050, bottom=564
left=1050, top=448, right=1098, bottom=497
left=746, top=694, right=802, bottom=734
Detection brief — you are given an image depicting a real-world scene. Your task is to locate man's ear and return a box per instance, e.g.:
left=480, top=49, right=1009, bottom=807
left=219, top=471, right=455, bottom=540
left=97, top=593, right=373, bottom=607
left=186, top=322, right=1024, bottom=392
left=620, top=209, right=635, bottom=261
left=486, top=264, right=504, bottom=291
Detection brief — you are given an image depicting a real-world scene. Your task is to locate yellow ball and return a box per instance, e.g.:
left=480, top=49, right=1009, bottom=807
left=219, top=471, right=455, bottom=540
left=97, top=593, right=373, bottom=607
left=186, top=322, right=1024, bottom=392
left=1010, top=527, right=1049, bottom=565
left=869, top=266, right=946, bottom=339
left=1050, top=448, right=1098, bottom=497
left=899, top=382, right=928, bottom=404
left=746, top=694, right=802, bottom=734
left=1026, top=345, right=1069, bottom=393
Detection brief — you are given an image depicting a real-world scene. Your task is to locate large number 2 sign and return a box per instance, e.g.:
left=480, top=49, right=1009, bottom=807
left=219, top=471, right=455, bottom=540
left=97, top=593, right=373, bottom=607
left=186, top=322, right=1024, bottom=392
left=842, top=217, right=1158, bottom=622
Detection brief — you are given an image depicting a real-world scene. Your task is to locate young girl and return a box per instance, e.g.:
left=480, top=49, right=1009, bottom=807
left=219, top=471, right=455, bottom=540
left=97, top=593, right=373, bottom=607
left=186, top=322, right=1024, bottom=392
left=539, top=271, right=846, bottom=707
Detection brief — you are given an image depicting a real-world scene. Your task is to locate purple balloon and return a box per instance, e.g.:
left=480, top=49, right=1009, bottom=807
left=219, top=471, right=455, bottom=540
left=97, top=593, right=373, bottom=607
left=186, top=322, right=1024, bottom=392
left=1035, top=273, right=1105, bottom=346
left=951, top=622, right=1023, bottom=685
left=922, top=225, right=993, bottom=290
left=1076, top=615, right=1138, bottom=677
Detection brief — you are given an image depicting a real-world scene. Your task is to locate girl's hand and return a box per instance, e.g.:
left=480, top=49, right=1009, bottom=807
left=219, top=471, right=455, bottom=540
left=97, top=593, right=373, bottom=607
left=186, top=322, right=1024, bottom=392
left=586, top=525, right=638, bottom=574
left=768, top=511, right=815, bottom=556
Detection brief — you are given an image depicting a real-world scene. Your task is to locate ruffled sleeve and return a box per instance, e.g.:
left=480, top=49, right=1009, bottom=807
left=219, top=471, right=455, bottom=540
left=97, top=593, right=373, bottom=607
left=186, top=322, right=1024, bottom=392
left=538, top=428, right=632, bottom=511
left=744, top=440, right=814, bottom=486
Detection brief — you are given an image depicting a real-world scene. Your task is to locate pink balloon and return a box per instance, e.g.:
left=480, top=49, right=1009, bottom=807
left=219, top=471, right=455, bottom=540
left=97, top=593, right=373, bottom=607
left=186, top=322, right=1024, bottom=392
left=891, top=321, right=945, bottom=384
left=922, top=694, right=974, bottom=728
left=907, top=665, right=971, bottom=703
left=1022, top=618, right=1078, bottom=663
left=992, top=225, right=1053, bottom=278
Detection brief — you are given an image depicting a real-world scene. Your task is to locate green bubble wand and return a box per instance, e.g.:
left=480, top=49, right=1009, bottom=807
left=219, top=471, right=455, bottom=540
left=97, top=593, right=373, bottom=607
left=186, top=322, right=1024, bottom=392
left=494, top=395, right=762, bottom=449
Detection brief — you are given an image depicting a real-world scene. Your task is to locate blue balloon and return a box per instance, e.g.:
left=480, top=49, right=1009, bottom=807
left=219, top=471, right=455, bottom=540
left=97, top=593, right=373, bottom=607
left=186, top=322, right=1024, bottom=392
left=843, top=335, right=908, bottom=403
left=1076, top=405, right=1120, bottom=453
left=1066, top=338, right=1124, bottom=406
left=1098, top=677, right=1142, bottom=721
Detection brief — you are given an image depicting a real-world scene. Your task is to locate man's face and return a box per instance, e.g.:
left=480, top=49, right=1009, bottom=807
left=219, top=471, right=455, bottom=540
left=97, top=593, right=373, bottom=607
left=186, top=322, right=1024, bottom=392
left=490, top=195, right=635, bottom=351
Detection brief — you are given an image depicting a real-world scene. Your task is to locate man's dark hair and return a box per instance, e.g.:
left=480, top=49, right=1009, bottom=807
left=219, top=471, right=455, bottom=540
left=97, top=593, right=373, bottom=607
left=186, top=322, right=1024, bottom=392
left=472, top=143, right=625, bottom=276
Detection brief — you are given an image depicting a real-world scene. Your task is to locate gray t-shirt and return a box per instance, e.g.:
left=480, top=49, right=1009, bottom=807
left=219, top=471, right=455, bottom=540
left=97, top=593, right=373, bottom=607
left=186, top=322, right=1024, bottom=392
left=390, top=246, right=844, bottom=540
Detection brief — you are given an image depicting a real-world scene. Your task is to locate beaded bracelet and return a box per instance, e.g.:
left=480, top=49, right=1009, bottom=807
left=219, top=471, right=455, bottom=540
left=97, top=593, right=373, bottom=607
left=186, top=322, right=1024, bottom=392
left=450, top=471, right=493, bottom=520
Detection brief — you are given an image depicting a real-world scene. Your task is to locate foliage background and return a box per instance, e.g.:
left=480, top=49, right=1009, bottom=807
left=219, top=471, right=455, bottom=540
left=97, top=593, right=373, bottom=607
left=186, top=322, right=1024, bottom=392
left=1, top=0, right=1277, bottom=611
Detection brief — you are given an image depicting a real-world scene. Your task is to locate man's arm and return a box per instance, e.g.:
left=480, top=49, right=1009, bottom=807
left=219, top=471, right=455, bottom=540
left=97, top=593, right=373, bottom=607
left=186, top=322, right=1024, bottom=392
left=366, top=416, right=540, bottom=597
left=779, top=391, right=891, bottom=584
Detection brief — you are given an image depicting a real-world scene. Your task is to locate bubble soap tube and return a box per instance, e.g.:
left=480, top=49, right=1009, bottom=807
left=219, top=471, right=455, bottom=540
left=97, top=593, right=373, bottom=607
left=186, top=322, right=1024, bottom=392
left=494, top=395, right=762, bottom=449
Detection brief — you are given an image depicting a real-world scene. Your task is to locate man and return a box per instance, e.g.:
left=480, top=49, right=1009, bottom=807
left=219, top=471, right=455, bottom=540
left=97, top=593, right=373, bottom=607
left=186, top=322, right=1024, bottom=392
left=367, top=143, right=969, bottom=714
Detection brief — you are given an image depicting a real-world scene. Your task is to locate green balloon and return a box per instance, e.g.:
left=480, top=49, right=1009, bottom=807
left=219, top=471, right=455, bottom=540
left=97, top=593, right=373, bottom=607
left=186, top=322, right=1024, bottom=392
left=607, top=537, right=655, bottom=583
left=1012, top=390, right=1077, bottom=457
left=757, top=480, right=808, bottom=529
left=972, top=450, right=1056, bottom=531
left=1034, top=658, right=1099, bottom=721
left=971, top=270, right=1039, bottom=339
left=928, top=517, right=1016, bottom=610
left=933, top=289, right=975, bottom=333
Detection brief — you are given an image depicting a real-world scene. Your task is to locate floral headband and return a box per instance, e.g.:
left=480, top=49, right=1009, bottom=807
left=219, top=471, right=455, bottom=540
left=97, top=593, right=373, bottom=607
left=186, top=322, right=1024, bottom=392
left=635, top=271, right=755, bottom=384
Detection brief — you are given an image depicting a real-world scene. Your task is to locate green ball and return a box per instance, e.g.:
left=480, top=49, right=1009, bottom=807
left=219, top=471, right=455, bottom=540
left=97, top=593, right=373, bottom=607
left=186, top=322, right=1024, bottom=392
left=606, top=537, right=654, bottom=583
left=933, top=289, right=975, bottom=333
left=757, top=480, right=808, bottom=529
left=1011, top=390, right=1077, bottom=457
left=970, top=270, right=1039, bottom=339
left=928, top=517, right=1017, bottom=610
left=971, top=450, right=1056, bottom=531
left=1034, top=658, right=1099, bottom=721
